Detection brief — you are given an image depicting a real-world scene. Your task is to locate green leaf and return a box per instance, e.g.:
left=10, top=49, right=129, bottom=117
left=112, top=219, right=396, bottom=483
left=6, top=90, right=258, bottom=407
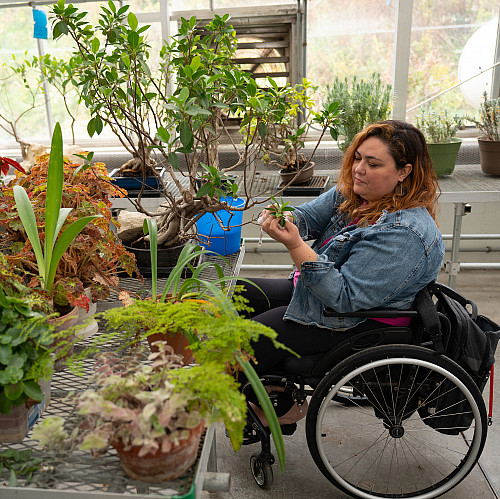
left=4, top=382, right=23, bottom=401
left=190, top=55, right=201, bottom=72
left=12, top=186, right=45, bottom=281
left=87, top=117, right=96, bottom=137
left=91, top=37, right=100, bottom=54
left=168, top=152, right=179, bottom=169
left=46, top=216, right=100, bottom=294
left=23, top=381, right=43, bottom=402
left=0, top=345, right=11, bottom=366
left=239, top=359, right=285, bottom=471
left=179, top=87, right=189, bottom=104
left=143, top=219, right=158, bottom=299
left=179, top=121, right=193, bottom=149
left=155, top=126, right=170, bottom=143
left=257, top=121, right=267, bottom=139
left=128, top=12, right=138, bottom=31
left=128, top=31, right=139, bottom=49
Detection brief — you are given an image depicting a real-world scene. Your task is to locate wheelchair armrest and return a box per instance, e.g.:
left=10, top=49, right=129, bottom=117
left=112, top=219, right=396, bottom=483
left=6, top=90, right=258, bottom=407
left=323, top=307, right=421, bottom=318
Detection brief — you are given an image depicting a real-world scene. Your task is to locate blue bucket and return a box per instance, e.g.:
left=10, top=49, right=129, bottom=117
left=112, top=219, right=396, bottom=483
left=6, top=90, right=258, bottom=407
left=196, top=197, right=244, bottom=255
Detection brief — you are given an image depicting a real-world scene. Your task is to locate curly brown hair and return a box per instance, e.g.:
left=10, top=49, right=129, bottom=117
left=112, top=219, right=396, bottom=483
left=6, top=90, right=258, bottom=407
left=337, top=120, right=440, bottom=225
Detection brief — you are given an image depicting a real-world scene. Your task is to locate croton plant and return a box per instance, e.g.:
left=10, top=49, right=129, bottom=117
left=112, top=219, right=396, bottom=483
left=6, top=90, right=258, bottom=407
left=0, top=155, right=139, bottom=312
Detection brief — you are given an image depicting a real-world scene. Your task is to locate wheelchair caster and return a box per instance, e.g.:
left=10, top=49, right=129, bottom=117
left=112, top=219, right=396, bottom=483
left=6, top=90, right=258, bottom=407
left=250, top=452, right=273, bottom=489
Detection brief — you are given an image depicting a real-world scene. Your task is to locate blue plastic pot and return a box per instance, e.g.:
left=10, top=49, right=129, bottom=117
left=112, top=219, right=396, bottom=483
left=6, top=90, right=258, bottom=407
left=196, top=197, right=244, bottom=255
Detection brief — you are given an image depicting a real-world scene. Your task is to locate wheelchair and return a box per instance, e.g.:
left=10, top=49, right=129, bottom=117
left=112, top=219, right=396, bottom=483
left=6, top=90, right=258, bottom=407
left=241, top=282, right=489, bottom=498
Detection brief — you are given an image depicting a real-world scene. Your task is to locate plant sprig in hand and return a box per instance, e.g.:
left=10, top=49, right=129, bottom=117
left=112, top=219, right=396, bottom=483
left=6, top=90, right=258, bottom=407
left=268, top=196, right=295, bottom=227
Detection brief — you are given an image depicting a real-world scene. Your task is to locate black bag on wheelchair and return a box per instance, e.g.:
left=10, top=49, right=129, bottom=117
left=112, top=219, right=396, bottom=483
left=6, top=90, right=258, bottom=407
left=416, top=282, right=500, bottom=435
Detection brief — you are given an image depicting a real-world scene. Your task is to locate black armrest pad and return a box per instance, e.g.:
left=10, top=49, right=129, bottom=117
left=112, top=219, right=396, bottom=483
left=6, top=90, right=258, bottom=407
left=323, top=307, right=421, bottom=318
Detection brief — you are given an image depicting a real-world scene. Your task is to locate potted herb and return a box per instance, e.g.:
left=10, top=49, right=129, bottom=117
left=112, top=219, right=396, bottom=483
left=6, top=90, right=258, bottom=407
left=0, top=254, right=53, bottom=443
left=253, top=80, right=341, bottom=186
left=416, top=109, right=464, bottom=177
left=466, top=92, right=500, bottom=175
left=324, top=72, right=393, bottom=151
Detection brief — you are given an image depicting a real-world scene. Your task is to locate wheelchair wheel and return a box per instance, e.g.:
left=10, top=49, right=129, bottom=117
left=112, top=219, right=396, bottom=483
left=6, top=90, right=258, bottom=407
left=305, top=345, right=487, bottom=499
left=250, top=452, right=273, bottom=489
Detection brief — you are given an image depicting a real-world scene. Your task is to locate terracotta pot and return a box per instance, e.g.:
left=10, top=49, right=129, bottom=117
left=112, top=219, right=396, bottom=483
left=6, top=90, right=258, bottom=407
left=0, top=378, right=51, bottom=443
left=279, top=162, right=314, bottom=185
left=48, top=306, right=79, bottom=371
left=478, top=138, right=500, bottom=175
left=111, top=422, right=205, bottom=482
left=146, top=294, right=194, bottom=366
left=147, top=331, right=194, bottom=365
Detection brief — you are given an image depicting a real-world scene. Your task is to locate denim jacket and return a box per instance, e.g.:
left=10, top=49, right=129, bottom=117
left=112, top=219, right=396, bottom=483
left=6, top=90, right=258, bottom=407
left=284, top=186, right=445, bottom=331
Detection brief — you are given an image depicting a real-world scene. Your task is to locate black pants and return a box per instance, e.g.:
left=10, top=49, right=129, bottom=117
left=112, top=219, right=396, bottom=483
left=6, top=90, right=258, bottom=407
left=237, top=277, right=384, bottom=375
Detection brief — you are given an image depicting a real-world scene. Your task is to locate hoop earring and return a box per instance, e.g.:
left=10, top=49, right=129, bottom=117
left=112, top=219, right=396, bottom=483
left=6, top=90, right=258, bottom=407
left=394, top=181, right=408, bottom=197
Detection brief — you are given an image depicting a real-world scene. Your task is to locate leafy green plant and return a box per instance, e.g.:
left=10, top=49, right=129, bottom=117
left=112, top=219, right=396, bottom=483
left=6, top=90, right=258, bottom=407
left=416, top=110, right=464, bottom=143
left=466, top=91, right=500, bottom=141
left=324, top=72, right=393, bottom=151
left=0, top=255, right=53, bottom=415
left=247, top=79, right=340, bottom=172
left=0, top=448, right=42, bottom=486
left=267, top=196, right=296, bottom=227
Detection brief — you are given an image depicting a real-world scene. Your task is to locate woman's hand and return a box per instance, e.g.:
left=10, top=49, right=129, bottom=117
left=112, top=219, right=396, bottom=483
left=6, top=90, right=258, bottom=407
left=261, top=215, right=300, bottom=249
left=261, top=215, right=318, bottom=267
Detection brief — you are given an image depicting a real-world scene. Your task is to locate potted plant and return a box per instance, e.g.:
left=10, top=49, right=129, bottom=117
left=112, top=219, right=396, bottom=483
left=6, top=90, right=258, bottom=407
left=0, top=253, right=53, bottom=443
left=35, top=291, right=292, bottom=481
left=466, top=91, right=500, bottom=175
left=324, top=72, right=393, bottom=151
left=416, top=109, right=464, bottom=177
left=252, top=79, right=341, bottom=186
left=50, top=4, right=340, bottom=250
left=0, top=142, right=139, bottom=322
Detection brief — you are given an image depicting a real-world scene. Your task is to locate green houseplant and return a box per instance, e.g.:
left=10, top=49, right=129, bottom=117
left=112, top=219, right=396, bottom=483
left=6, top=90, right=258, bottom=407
left=35, top=343, right=246, bottom=482
left=324, top=72, right=393, bottom=151
left=466, top=92, right=500, bottom=175
left=37, top=290, right=291, bottom=480
left=252, top=79, right=341, bottom=186
left=416, top=110, right=464, bottom=177
left=0, top=254, right=53, bottom=442
left=50, top=3, right=339, bottom=249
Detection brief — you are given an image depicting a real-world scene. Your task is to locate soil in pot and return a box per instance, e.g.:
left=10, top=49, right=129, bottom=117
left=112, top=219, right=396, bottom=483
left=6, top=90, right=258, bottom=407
left=110, top=422, right=205, bottom=483
left=279, top=161, right=315, bottom=186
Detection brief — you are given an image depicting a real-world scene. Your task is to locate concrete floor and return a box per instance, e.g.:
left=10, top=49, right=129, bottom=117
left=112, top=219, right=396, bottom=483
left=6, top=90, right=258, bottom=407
left=202, top=269, right=500, bottom=499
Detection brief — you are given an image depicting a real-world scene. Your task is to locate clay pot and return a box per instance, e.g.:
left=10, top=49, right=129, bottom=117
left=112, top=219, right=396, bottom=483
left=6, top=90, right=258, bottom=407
left=146, top=294, right=195, bottom=366
left=279, top=162, right=314, bottom=185
left=110, top=422, right=205, bottom=482
left=76, top=287, right=98, bottom=339
left=478, top=138, right=500, bottom=175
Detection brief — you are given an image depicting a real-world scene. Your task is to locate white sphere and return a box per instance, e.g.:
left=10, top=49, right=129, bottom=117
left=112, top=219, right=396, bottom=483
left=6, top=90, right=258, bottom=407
left=458, top=18, right=498, bottom=110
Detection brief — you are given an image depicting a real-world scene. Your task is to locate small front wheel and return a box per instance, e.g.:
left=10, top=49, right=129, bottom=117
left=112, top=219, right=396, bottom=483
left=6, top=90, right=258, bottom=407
left=250, top=452, right=273, bottom=489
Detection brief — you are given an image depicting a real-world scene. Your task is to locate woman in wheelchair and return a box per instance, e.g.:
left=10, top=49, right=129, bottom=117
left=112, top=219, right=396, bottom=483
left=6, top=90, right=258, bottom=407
left=236, top=121, right=492, bottom=496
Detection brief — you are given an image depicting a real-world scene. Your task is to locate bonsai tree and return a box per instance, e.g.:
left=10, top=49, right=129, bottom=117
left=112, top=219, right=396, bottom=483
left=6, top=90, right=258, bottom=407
left=324, top=72, right=393, bottom=151
left=50, top=2, right=340, bottom=248
left=0, top=131, right=139, bottom=313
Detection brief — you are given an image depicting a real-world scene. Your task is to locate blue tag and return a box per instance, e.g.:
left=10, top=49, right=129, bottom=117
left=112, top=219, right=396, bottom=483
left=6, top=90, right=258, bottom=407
left=33, top=8, right=48, bottom=40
